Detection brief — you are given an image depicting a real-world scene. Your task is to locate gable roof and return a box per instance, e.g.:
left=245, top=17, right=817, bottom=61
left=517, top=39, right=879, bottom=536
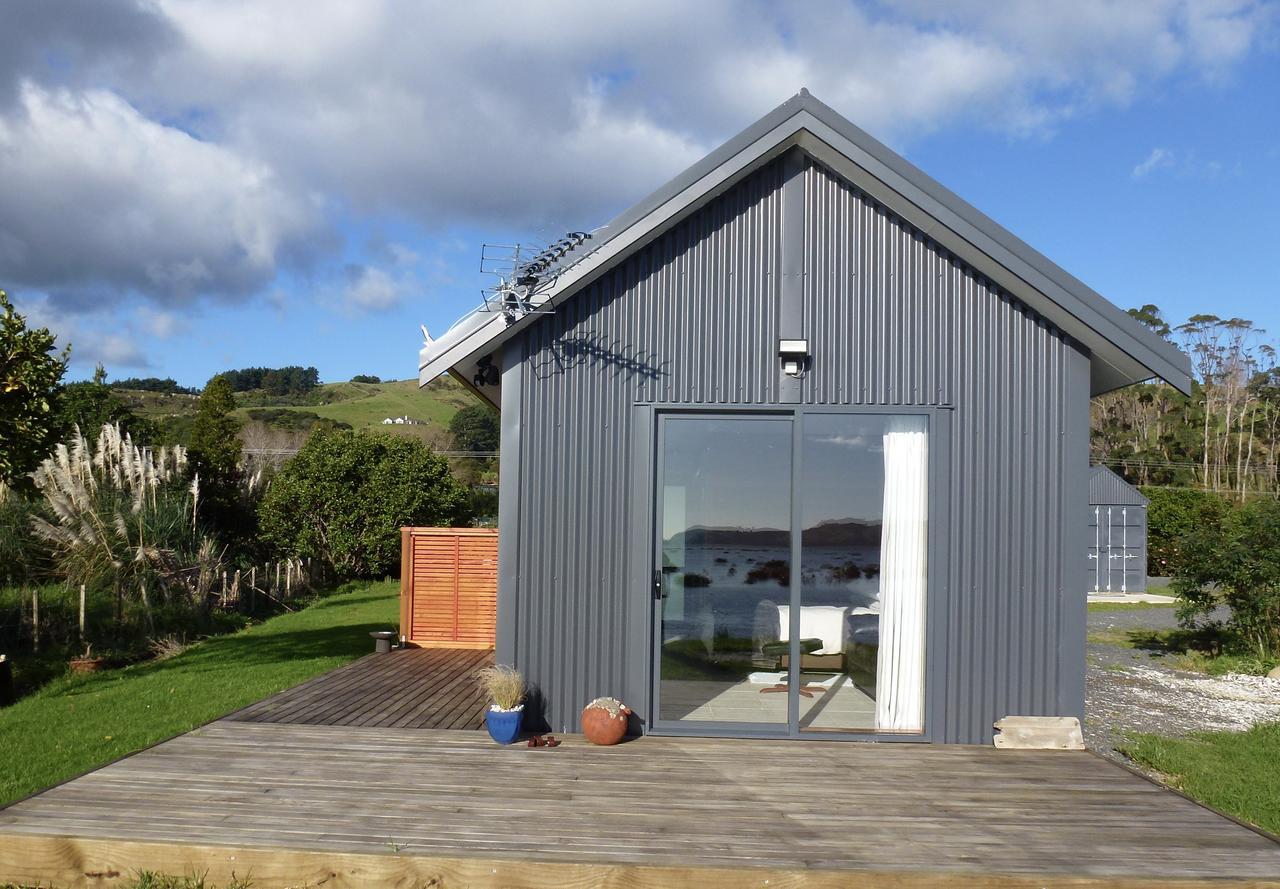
left=419, top=90, right=1192, bottom=399
left=1089, top=465, right=1150, bottom=507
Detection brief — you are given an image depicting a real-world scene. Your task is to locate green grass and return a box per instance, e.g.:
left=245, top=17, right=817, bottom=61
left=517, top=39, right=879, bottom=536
left=0, top=580, right=398, bottom=808
left=1120, top=722, right=1280, bottom=835
left=236, top=378, right=474, bottom=434
left=117, top=376, right=478, bottom=438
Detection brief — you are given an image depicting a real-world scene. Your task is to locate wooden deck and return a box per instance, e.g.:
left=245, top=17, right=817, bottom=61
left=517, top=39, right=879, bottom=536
left=227, top=645, right=491, bottom=729
left=2, top=718, right=1278, bottom=887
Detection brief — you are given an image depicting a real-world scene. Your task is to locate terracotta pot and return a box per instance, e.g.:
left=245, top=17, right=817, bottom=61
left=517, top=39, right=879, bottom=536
left=69, top=657, right=106, bottom=675
left=581, top=700, right=631, bottom=746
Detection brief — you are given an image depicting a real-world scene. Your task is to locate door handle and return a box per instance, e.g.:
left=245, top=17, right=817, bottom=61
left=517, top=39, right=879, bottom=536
left=653, top=569, right=666, bottom=600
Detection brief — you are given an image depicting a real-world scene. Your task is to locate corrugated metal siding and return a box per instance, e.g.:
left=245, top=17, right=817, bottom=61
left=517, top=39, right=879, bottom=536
left=1089, top=465, right=1150, bottom=506
left=506, top=153, right=1088, bottom=742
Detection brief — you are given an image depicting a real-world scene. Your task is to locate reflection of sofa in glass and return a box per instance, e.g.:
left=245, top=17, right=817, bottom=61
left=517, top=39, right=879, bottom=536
left=752, top=602, right=848, bottom=670
left=752, top=601, right=879, bottom=693
left=845, top=609, right=879, bottom=693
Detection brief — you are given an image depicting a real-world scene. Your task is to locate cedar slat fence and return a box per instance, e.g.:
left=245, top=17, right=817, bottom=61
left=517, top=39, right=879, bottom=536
left=399, top=527, right=497, bottom=649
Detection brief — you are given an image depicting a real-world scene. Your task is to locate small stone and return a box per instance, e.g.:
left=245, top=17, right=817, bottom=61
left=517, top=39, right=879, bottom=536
left=1267, top=666, right=1280, bottom=681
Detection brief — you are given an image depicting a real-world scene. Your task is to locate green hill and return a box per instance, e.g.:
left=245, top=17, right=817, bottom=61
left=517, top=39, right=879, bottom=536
left=245, top=377, right=477, bottom=442
left=114, top=376, right=482, bottom=445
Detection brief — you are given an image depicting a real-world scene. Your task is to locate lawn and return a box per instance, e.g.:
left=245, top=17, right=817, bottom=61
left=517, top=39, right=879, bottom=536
left=1120, top=722, right=1280, bottom=836
left=0, top=579, right=398, bottom=808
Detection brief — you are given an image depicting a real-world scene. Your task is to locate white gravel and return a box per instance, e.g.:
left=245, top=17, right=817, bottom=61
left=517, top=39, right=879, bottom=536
left=1120, top=665, right=1280, bottom=733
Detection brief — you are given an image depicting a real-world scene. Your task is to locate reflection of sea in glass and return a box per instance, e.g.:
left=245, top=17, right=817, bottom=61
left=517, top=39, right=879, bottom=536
left=655, top=413, right=926, bottom=734
left=657, top=417, right=791, bottom=725
left=797, top=415, right=888, bottom=731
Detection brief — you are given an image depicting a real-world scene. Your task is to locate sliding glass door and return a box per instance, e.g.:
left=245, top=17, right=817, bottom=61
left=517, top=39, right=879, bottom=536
left=652, top=411, right=930, bottom=738
left=654, top=415, right=793, bottom=727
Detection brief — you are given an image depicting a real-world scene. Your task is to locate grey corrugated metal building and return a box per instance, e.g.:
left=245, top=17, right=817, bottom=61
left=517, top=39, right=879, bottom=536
left=419, top=91, right=1191, bottom=744
left=1088, top=466, right=1150, bottom=594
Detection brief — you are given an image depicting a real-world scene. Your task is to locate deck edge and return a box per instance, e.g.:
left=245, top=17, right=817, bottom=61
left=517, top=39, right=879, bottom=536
left=2, top=834, right=1279, bottom=889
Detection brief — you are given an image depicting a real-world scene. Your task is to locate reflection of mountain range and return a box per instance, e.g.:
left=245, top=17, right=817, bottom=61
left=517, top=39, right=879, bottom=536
left=668, top=518, right=880, bottom=550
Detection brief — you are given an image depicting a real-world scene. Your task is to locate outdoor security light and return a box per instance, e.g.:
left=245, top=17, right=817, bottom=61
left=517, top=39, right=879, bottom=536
left=778, top=338, right=810, bottom=376
left=473, top=355, right=500, bottom=388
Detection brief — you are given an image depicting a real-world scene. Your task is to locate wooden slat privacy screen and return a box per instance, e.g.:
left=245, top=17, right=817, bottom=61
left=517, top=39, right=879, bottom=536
left=399, top=527, right=498, bottom=649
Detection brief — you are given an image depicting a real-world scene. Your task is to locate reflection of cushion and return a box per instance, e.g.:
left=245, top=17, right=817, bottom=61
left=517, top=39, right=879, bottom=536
left=761, top=638, right=822, bottom=658
left=778, top=605, right=849, bottom=655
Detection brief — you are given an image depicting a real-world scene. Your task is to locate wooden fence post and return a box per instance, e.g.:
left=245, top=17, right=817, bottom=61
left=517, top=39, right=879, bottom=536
left=31, top=588, right=39, bottom=653
left=220, top=571, right=227, bottom=608
left=275, top=561, right=281, bottom=594
left=249, top=566, right=257, bottom=612
left=285, top=560, right=292, bottom=600
left=232, top=570, right=241, bottom=609
left=79, top=584, right=86, bottom=644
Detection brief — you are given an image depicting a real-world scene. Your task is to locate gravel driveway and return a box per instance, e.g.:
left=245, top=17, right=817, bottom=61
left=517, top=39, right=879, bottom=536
left=1085, top=603, right=1280, bottom=761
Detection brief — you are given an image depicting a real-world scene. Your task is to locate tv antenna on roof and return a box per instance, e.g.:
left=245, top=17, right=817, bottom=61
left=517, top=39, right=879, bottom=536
left=479, top=231, right=593, bottom=323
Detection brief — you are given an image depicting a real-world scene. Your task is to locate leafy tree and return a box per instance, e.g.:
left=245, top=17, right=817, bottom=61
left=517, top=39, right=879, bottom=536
left=350, top=374, right=382, bottom=384
left=0, top=289, right=68, bottom=484
left=258, top=430, right=469, bottom=578
left=1126, top=304, right=1173, bottom=340
left=1142, top=486, right=1229, bottom=576
left=53, top=364, right=154, bottom=444
left=187, top=375, right=243, bottom=529
left=1173, top=497, right=1280, bottom=660
left=219, top=365, right=319, bottom=396
left=109, top=376, right=197, bottom=395
left=449, top=403, right=499, bottom=455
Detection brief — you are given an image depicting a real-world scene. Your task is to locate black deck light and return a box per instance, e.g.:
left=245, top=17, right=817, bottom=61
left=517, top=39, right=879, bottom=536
left=473, top=355, right=500, bottom=388
left=779, top=338, right=810, bottom=377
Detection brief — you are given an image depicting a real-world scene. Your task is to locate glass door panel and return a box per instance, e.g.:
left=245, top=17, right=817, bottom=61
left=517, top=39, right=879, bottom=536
left=655, top=415, right=792, bottom=726
left=796, top=414, right=928, bottom=734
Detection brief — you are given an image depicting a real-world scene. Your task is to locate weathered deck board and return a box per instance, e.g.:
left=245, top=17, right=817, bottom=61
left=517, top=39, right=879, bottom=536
left=225, top=646, right=491, bottom=729
left=1, top=720, right=1277, bottom=888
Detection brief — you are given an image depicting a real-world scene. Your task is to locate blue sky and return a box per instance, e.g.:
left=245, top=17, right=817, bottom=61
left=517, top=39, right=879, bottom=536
left=2, top=1, right=1277, bottom=387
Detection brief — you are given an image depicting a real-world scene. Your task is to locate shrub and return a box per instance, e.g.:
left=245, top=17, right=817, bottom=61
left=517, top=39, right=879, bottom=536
left=257, top=430, right=469, bottom=579
left=1142, top=486, right=1230, bottom=576
left=1172, top=496, right=1280, bottom=659
left=350, top=374, right=382, bottom=384
left=0, top=482, right=46, bottom=587
left=53, top=366, right=156, bottom=446
left=29, top=423, right=228, bottom=627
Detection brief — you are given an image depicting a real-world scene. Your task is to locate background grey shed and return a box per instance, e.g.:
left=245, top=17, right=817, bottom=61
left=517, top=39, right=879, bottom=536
left=1087, top=465, right=1149, bottom=594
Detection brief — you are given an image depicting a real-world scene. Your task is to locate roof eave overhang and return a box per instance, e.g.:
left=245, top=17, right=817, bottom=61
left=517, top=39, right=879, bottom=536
left=419, top=93, right=1193, bottom=398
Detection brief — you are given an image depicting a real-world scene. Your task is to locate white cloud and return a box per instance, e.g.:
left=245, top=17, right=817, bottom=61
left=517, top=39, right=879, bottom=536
left=138, top=308, right=185, bottom=339
left=0, top=0, right=1274, bottom=330
left=338, top=242, right=432, bottom=313
left=1132, top=146, right=1239, bottom=179
left=19, top=295, right=150, bottom=372
left=343, top=265, right=404, bottom=312
left=0, top=82, right=321, bottom=302
left=1134, top=147, right=1177, bottom=177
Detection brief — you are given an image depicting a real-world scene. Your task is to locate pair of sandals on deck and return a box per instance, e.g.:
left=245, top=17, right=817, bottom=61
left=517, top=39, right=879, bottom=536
left=527, top=734, right=561, bottom=748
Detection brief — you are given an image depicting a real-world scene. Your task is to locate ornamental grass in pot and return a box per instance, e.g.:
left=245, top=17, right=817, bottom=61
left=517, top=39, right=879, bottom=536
left=477, top=664, right=526, bottom=744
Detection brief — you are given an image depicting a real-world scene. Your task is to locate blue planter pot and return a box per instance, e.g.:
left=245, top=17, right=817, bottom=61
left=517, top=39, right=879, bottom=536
left=486, top=704, right=524, bottom=744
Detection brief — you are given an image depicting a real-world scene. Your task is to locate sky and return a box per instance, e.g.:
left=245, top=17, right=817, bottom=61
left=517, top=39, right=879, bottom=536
left=1, top=1, right=1278, bottom=388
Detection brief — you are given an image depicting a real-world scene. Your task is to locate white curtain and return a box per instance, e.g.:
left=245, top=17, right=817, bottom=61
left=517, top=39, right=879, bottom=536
left=875, top=415, right=928, bottom=732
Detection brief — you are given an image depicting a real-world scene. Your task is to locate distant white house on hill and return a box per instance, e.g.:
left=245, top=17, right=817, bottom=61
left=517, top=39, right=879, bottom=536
left=382, top=416, right=420, bottom=425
